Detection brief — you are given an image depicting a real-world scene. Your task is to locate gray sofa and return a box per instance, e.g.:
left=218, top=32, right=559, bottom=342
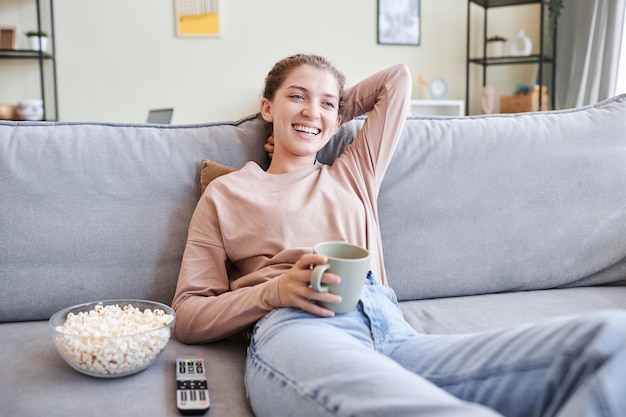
left=2, top=95, right=626, bottom=416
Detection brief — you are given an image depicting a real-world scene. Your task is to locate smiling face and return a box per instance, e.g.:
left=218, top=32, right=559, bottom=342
left=261, top=64, right=343, bottom=173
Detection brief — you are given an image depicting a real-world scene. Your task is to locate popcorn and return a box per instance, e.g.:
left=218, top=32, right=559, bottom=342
left=54, top=303, right=174, bottom=376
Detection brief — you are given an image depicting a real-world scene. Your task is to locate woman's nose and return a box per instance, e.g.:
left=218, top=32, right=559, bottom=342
left=302, top=103, right=321, bottom=119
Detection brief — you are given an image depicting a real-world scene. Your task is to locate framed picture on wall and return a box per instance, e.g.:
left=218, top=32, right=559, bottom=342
left=174, top=0, right=220, bottom=37
left=377, top=0, right=420, bottom=46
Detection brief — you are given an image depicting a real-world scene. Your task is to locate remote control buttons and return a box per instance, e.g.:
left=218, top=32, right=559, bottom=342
left=177, top=358, right=210, bottom=413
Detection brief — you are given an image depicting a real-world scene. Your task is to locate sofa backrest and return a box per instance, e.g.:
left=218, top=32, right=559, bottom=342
left=378, top=95, right=626, bottom=300
left=0, top=116, right=271, bottom=322
left=2, top=95, right=626, bottom=321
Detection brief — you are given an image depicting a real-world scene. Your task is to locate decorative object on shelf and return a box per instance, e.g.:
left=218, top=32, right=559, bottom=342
left=0, top=103, right=19, bottom=120
left=377, top=0, right=420, bottom=46
left=17, top=99, right=44, bottom=121
left=486, top=35, right=507, bottom=58
left=500, top=85, right=549, bottom=113
left=409, top=99, right=465, bottom=116
left=417, top=73, right=427, bottom=99
left=481, top=86, right=496, bottom=114
left=429, top=77, right=449, bottom=100
left=175, top=0, right=220, bottom=37
left=25, top=31, right=48, bottom=52
left=510, top=29, right=532, bottom=56
left=513, top=83, right=532, bottom=96
left=0, top=25, right=17, bottom=50
left=546, top=0, right=564, bottom=40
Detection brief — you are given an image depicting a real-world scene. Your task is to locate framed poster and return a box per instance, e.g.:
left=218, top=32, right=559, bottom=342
left=0, top=25, right=17, bottom=50
left=175, top=0, right=220, bottom=37
left=377, top=0, right=420, bottom=46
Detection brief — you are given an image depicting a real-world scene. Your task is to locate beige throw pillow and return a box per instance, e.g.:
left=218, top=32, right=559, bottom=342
left=199, top=159, right=237, bottom=196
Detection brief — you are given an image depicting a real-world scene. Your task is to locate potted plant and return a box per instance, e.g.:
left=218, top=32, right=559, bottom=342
left=546, top=0, right=564, bottom=40
left=25, top=30, right=48, bottom=52
left=486, top=35, right=507, bottom=58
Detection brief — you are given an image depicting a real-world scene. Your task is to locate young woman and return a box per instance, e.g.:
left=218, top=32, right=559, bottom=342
left=173, top=54, right=626, bottom=417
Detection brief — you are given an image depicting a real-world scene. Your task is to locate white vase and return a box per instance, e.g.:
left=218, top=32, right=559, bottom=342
left=510, top=30, right=532, bottom=56
left=28, top=36, right=48, bottom=52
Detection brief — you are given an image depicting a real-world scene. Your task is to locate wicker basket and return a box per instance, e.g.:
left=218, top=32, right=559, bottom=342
left=500, top=87, right=549, bottom=113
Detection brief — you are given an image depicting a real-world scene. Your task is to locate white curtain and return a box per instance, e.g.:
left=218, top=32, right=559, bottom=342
left=555, top=0, right=626, bottom=108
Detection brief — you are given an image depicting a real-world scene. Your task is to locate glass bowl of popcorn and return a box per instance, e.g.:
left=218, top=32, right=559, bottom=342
left=49, top=299, right=175, bottom=378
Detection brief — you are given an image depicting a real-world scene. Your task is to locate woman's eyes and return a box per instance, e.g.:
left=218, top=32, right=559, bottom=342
left=288, top=95, right=336, bottom=109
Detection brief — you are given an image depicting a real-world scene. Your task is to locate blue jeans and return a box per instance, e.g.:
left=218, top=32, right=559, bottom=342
left=245, top=274, right=626, bottom=417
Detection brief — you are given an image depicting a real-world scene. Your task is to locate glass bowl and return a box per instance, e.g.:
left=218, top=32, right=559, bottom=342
left=49, top=299, right=175, bottom=378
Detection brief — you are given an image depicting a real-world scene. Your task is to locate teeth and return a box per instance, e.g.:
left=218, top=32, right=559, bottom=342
left=293, top=124, right=320, bottom=135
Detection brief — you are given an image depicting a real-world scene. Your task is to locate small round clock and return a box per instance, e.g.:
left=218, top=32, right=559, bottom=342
left=429, top=77, right=449, bottom=100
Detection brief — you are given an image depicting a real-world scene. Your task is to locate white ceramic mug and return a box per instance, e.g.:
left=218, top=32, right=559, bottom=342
left=310, top=242, right=370, bottom=314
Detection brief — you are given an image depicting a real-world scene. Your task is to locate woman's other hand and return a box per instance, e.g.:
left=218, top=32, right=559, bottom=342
left=264, top=134, right=275, bottom=159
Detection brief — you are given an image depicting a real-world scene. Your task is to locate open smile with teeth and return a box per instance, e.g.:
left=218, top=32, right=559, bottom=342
left=293, top=124, right=321, bottom=136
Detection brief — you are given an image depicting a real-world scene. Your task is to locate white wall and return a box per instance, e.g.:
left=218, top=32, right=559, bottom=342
left=1, top=0, right=540, bottom=123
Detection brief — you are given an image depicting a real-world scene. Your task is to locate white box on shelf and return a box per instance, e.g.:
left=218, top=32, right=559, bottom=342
left=409, top=100, right=465, bottom=117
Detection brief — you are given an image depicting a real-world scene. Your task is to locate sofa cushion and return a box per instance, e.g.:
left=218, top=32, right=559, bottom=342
left=400, top=285, right=626, bottom=334
left=4, top=287, right=624, bottom=417
left=0, top=320, right=253, bottom=417
left=0, top=115, right=271, bottom=322
left=376, top=95, right=626, bottom=300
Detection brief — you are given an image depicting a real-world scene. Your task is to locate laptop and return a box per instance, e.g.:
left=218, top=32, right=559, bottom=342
left=147, top=108, right=173, bottom=124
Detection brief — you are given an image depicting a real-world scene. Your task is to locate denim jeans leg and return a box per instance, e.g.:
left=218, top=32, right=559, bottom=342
left=389, top=310, right=626, bottom=417
left=245, top=306, right=501, bottom=417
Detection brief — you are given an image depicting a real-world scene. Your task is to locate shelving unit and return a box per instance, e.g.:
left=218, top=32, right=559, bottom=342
left=465, top=0, right=556, bottom=115
left=0, top=0, right=58, bottom=121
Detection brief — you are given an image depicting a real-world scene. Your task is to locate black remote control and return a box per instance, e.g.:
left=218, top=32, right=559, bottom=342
left=176, top=358, right=210, bottom=414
